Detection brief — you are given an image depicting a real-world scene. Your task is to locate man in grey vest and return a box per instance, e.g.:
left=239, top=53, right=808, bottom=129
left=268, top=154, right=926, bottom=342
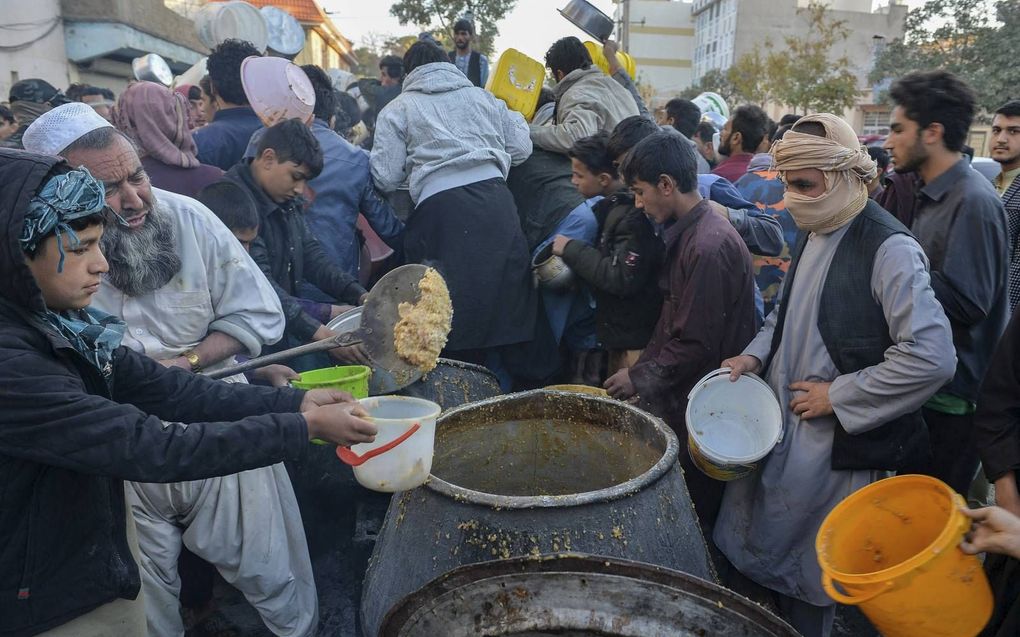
left=449, top=18, right=489, bottom=88
left=715, top=114, right=956, bottom=637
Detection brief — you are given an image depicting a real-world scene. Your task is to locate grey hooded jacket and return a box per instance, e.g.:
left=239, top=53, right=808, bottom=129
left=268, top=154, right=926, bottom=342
left=370, top=62, right=532, bottom=206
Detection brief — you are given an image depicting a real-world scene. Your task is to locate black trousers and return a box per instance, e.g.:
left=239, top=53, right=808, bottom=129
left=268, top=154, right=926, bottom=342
left=901, top=408, right=979, bottom=494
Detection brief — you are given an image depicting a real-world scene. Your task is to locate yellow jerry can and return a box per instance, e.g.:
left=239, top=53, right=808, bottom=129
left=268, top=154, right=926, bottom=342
left=486, top=48, right=545, bottom=121
left=584, top=41, right=637, bottom=79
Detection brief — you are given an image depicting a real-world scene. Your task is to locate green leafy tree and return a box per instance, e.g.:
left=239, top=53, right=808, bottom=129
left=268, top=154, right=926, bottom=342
left=871, top=0, right=1020, bottom=113
left=772, top=2, right=859, bottom=115
left=726, top=45, right=776, bottom=107
left=388, top=0, right=518, bottom=57
left=679, top=68, right=737, bottom=104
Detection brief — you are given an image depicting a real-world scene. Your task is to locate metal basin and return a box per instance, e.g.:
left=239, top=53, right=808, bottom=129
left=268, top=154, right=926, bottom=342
left=381, top=555, right=797, bottom=637
left=558, top=0, right=615, bottom=41
left=532, top=243, right=574, bottom=290
left=361, top=390, right=715, bottom=637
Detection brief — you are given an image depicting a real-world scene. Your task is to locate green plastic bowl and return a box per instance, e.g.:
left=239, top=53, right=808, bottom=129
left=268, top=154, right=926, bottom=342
left=291, top=365, right=371, bottom=398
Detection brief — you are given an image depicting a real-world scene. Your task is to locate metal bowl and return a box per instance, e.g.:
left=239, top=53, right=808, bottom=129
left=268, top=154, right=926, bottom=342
left=326, top=305, right=362, bottom=334
left=132, top=54, right=173, bottom=87
left=558, top=0, right=614, bottom=41
left=261, top=6, right=305, bottom=57
left=531, top=243, right=574, bottom=291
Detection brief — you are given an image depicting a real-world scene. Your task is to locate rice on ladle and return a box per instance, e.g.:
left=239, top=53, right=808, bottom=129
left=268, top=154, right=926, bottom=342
left=393, top=268, right=453, bottom=373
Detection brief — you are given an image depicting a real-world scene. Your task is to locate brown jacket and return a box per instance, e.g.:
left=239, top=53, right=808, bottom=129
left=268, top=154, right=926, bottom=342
left=630, top=199, right=757, bottom=433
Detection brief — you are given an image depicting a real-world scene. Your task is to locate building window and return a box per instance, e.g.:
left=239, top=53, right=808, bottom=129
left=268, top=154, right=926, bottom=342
left=862, top=109, right=891, bottom=136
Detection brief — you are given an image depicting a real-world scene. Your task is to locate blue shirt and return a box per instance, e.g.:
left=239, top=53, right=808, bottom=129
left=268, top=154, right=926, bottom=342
left=193, top=106, right=263, bottom=171
left=453, top=51, right=489, bottom=87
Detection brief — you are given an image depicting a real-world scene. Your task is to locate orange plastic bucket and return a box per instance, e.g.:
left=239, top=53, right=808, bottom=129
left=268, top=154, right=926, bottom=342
left=815, top=474, right=992, bottom=637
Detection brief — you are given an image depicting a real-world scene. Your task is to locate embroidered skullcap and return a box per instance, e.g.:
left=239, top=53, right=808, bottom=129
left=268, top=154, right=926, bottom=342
left=22, top=102, right=114, bottom=157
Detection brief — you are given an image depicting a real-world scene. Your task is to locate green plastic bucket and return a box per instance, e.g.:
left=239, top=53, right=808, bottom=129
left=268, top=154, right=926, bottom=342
left=291, top=365, right=371, bottom=398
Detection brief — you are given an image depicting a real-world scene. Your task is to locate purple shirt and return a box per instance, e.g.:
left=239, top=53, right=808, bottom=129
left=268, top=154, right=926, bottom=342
left=141, top=157, right=223, bottom=200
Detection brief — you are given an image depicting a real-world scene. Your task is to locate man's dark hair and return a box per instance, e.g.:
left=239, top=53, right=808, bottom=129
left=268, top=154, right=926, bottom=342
left=333, top=90, right=362, bottom=136
left=100, top=88, right=115, bottom=102
left=199, top=75, right=214, bottom=100
left=379, top=55, right=404, bottom=80
left=888, top=70, right=976, bottom=152
left=198, top=181, right=260, bottom=231
left=256, top=119, right=324, bottom=178
left=772, top=124, right=794, bottom=142
left=765, top=118, right=778, bottom=146
left=791, top=119, right=826, bottom=138
left=79, top=86, right=106, bottom=99
left=453, top=18, right=474, bottom=35
left=568, top=132, right=616, bottom=176
left=962, top=144, right=975, bottom=161
left=608, top=115, right=660, bottom=160
left=664, top=98, right=701, bottom=138
left=207, top=39, right=261, bottom=106
left=729, top=104, right=770, bottom=153
left=545, top=36, right=591, bottom=77
left=994, top=100, right=1020, bottom=119
left=65, top=83, right=90, bottom=102
left=867, top=146, right=890, bottom=173
left=403, top=41, right=447, bottom=75
left=301, top=64, right=337, bottom=122
left=60, top=126, right=135, bottom=156
left=694, top=121, right=715, bottom=144
left=0, top=104, right=13, bottom=125
left=187, top=85, right=202, bottom=101
left=778, top=114, right=801, bottom=127
left=620, top=131, right=698, bottom=194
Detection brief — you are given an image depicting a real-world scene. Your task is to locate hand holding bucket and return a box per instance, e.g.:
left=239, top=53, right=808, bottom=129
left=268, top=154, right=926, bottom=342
left=336, top=397, right=441, bottom=493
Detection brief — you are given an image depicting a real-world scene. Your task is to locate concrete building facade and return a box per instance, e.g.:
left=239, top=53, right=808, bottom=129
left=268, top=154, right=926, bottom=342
left=614, top=0, right=697, bottom=103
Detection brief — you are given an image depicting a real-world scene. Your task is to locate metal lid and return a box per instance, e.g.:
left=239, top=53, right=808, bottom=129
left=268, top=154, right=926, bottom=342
left=132, top=54, right=173, bottom=87
left=261, top=6, right=305, bottom=56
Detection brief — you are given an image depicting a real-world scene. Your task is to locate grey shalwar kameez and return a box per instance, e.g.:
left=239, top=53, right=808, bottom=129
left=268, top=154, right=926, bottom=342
left=714, top=227, right=955, bottom=621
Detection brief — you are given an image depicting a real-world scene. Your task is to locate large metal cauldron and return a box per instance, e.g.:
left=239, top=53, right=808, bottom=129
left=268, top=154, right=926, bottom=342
left=381, top=555, right=797, bottom=636
left=361, top=390, right=715, bottom=637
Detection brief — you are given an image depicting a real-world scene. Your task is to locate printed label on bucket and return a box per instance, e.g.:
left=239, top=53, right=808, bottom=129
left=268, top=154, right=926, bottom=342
left=688, top=434, right=756, bottom=481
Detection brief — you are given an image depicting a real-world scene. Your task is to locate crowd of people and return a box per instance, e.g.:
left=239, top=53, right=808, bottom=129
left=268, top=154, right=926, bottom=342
left=2, top=19, right=1020, bottom=637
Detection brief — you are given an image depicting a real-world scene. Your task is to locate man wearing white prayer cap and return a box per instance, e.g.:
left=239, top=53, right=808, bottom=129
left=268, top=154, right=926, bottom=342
left=25, top=103, right=321, bottom=637
left=713, top=114, right=956, bottom=637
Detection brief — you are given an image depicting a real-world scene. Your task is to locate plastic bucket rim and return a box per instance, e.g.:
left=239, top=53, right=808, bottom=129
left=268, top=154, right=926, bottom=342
left=815, top=474, right=968, bottom=585
left=685, top=372, right=782, bottom=464
left=290, top=365, right=371, bottom=389
left=358, top=396, right=442, bottom=425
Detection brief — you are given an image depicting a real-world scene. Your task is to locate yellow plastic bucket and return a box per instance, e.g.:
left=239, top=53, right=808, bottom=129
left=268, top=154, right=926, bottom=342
left=816, top=474, right=993, bottom=637
left=291, top=365, right=371, bottom=397
left=584, top=41, right=637, bottom=79
left=486, top=48, right=545, bottom=121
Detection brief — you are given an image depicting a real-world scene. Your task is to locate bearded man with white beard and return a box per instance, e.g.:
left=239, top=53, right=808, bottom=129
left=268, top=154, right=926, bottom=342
left=23, top=103, right=321, bottom=637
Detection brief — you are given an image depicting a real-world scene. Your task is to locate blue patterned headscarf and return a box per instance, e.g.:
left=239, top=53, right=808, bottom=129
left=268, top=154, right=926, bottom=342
left=20, top=167, right=125, bottom=374
left=19, top=167, right=106, bottom=273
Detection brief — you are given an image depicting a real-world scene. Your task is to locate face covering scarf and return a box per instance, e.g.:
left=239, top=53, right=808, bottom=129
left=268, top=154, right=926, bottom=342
left=20, top=167, right=126, bottom=372
left=771, top=113, right=877, bottom=235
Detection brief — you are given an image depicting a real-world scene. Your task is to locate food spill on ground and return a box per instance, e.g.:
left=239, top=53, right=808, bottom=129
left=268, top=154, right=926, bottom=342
left=393, top=267, right=452, bottom=373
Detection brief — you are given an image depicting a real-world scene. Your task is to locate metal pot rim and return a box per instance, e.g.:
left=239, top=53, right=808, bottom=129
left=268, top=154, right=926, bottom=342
left=425, top=389, right=679, bottom=509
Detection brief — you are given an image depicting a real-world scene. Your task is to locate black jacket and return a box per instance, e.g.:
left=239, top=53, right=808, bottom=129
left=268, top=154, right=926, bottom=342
left=224, top=162, right=367, bottom=341
left=560, top=190, right=664, bottom=350
left=0, top=150, right=310, bottom=636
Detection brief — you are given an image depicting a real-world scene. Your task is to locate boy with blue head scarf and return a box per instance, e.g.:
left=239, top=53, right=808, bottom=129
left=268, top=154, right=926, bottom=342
left=0, top=148, right=377, bottom=637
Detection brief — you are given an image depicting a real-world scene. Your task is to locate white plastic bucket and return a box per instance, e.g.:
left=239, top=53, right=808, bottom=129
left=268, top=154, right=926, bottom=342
left=685, top=368, right=782, bottom=481
left=195, top=1, right=268, bottom=53
left=337, top=396, right=440, bottom=493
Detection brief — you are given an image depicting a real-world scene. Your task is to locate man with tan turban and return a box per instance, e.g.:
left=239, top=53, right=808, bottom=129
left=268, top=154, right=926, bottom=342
left=713, top=114, right=956, bottom=636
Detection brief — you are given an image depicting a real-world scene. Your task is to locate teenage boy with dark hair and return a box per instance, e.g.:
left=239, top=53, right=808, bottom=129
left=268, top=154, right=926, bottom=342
left=694, top=120, right=718, bottom=168
left=0, top=149, right=375, bottom=637
left=604, top=131, right=756, bottom=533
left=884, top=70, right=1010, bottom=494
left=194, top=39, right=264, bottom=170
left=552, top=132, right=663, bottom=375
left=222, top=119, right=370, bottom=366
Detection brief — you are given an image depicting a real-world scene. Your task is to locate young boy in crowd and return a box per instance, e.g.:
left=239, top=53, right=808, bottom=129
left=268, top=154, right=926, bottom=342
left=550, top=132, right=663, bottom=375
left=604, top=131, right=756, bottom=534
left=217, top=119, right=369, bottom=367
